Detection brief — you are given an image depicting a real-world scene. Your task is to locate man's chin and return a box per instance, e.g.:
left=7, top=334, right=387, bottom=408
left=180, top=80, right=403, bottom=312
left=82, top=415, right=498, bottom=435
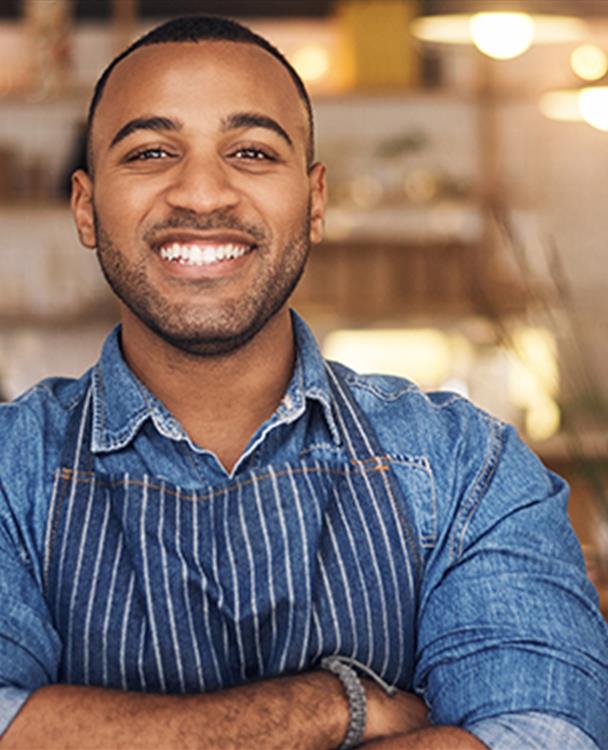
left=141, top=318, right=267, bottom=358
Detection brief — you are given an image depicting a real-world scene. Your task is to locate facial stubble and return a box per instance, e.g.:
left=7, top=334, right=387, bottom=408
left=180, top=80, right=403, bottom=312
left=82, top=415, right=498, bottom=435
left=94, top=207, right=312, bottom=357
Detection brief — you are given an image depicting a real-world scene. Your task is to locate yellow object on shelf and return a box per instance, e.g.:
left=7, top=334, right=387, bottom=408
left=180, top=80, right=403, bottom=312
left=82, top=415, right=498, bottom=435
left=336, top=0, right=420, bottom=91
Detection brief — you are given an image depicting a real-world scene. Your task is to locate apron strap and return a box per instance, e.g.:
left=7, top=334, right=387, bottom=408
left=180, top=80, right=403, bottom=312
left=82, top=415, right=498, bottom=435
left=325, top=362, right=423, bottom=595
left=57, top=384, right=95, bottom=474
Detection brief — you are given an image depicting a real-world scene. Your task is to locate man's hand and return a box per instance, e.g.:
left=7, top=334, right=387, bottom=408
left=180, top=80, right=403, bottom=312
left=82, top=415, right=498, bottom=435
left=361, top=684, right=487, bottom=749
left=363, top=679, right=430, bottom=742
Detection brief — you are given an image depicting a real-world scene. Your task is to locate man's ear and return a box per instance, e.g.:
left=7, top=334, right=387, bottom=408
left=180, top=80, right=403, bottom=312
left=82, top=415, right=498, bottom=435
left=70, top=169, right=96, bottom=249
left=308, top=162, right=327, bottom=245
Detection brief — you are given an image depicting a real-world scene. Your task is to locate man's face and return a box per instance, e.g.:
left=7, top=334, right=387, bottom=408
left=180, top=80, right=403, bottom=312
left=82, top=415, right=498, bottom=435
left=72, top=41, right=326, bottom=356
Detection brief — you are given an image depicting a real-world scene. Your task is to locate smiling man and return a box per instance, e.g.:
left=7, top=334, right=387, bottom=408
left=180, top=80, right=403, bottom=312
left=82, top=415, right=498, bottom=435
left=0, top=15, right=607, bottom=750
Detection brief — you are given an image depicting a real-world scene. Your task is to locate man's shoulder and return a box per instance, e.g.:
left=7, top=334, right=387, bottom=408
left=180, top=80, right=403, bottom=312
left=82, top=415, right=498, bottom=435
left=330, top=360, right=500, bottom=453
left=0, top=372, right=92, bottom=486
left=0, top=373, right=93, bottom=590
left=2, top=372, right=90, bottom=432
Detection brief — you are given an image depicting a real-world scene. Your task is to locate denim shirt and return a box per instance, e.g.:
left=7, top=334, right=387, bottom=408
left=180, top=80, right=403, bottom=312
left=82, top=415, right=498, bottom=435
left=0, top=312, right=606, bottom=748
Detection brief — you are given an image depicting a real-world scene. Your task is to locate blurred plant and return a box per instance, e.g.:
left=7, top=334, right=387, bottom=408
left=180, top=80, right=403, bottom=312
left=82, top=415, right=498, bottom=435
left=374, top=131, right=429, bottom=158
left=474, top=206, right=608, bottom=578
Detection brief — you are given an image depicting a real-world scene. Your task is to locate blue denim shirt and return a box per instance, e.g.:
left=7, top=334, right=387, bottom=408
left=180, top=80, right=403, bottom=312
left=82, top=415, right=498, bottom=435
left=0, top=312, right=606, bottom=748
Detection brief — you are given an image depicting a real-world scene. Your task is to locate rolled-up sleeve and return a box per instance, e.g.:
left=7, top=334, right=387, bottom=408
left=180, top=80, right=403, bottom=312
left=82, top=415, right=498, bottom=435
left=415, top=418, right=608, bottom=747
left=468, top=711, right=600, bottom=749
left=0, top=687, right=31, bottom=736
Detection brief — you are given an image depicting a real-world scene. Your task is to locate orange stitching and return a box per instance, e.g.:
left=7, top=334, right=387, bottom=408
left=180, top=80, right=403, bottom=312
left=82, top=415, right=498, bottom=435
left=58, top=458, right=399, bottom=502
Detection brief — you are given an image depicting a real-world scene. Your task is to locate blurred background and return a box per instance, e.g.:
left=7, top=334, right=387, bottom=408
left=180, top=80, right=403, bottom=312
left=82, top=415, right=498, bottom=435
left=0, top=0, right=607, bottom=613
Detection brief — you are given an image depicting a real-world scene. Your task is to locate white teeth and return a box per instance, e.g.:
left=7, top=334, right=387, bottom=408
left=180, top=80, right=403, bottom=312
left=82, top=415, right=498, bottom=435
left=159, top=242, right=252, bottom=266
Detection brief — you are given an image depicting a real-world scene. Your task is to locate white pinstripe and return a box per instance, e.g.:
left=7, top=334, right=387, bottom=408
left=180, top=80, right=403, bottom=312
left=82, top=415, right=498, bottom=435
left=237, top=484, right=264, bottom=677
left=65, top=476, right=97, bottom=682
left=343, top=458, right=391, bottom=675
left=137, top=617, right=147, bottom=690
left=209, top=490, right=230, bottom=679
left=102, top=533, right=123, bottom=686
left=223, top=485, right=246, bottom=681
left=311, top=606, right=324, bottom=663
left=324, top=508, right=358, bottom=657
left=43, top=468, right=62, bottom=588
left=316, top=550, right=342, bottom=653
left=268, top=466, right=296, bottom=673
left=349, top=467, right=405, bottom=681
left=191, top=493, right=222, bottom=687
left=119, top=572, right=135, bottom=691
left=303, top=461, right=324, bottom=528
left=158, top=483, right=186, bottom=693
left=304, top=460, right=329, bottom=664
left=102, top=474, right=129, bottom=686
left=83, top=493, right=111, bottom=683
left=286, top=465, right=313, bottom=671
left=174, top=488, right=204, bottom=691
left=140, top=476, right=166, bottom=691
left=331, top=485, right=374, bottom=665
left=54, top=387, right=92, bottom=617
left=251, top=474, right=278, bottom=661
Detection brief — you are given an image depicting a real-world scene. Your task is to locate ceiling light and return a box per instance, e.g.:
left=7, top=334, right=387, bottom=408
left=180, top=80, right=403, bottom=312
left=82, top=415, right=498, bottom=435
left=539, top=86, right=608, bottom=132
left=410, top=11, right=585, bottom=61
left=469, top=12, right=535, bottom=60
left=539, top=90, right=582, bottom=122
left=578, top=86, right=608, bottom=131
left=291, top=45, right=331, bottom=83
left=570, top=44, right=608, bottom=82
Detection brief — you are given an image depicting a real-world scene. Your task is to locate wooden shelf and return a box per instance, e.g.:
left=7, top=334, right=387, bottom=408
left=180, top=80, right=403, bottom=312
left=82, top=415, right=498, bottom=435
left=0, top=200, right=70, bottom=212
left=293, top=238, right=527, bottom=321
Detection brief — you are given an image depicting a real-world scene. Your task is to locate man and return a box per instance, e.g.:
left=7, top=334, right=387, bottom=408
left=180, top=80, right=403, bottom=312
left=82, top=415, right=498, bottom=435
left=0, top=14, right=606, bottom=750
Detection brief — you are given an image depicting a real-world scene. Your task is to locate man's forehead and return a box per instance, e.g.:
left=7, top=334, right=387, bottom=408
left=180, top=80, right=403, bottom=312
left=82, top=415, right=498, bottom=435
left=95, top=40, right=307, bottom=134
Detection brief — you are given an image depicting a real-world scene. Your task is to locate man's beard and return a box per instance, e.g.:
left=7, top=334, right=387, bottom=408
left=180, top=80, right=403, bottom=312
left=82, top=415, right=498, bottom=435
left=94, top=208, right=311, bottom=357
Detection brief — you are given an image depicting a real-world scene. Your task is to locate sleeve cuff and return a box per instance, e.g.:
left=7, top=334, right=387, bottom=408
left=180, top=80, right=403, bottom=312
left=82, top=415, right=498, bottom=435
left=0, top=687, right=32, bottom=737
left=467, top=711, right=599, bottom=750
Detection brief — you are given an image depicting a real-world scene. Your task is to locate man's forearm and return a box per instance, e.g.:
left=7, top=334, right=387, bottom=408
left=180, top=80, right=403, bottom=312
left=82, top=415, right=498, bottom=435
left=1, top=672, right=348, bottom=750
left=362, top=727, right=488, bottom=749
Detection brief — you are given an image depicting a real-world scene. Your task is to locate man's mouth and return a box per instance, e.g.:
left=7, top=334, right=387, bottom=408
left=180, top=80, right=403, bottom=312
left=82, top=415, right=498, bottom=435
left=158, top=241, right=255, bottom=267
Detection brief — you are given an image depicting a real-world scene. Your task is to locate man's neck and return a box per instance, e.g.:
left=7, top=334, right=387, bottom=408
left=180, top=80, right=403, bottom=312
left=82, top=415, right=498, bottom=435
left=119, top=309, right=296, bottom=473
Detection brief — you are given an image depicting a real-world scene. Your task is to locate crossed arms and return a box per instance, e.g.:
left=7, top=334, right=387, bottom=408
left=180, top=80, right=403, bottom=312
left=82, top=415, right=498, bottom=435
left=1, top=674, right=484, bottom=750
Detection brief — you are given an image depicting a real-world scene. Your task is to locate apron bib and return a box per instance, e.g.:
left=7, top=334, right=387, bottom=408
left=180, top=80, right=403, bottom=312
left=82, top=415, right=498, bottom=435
left=43, top=363, right=422, bottom=693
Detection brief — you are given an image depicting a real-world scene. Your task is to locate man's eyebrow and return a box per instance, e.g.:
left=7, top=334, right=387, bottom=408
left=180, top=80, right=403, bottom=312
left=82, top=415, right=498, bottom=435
left=109, top=116, right=183, bottom=149
left=221, top=112, right=293, bottom=148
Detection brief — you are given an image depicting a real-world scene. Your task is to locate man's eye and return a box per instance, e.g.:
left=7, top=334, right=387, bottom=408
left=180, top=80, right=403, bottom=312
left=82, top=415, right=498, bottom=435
left=127, top=148, right=173, bottom=161
left=232, top=147, right=274, bottom=161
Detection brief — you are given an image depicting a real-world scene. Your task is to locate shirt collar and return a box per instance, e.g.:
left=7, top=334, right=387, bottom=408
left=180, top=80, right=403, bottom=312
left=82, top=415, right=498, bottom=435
left=90, top=311, right=340, bottom=454
left=277, top=310, right=341, bottom=444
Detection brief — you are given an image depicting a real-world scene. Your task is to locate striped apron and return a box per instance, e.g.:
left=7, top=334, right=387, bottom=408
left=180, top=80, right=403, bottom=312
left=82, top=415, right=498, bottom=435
left=43, top=363, right=422, bottom=694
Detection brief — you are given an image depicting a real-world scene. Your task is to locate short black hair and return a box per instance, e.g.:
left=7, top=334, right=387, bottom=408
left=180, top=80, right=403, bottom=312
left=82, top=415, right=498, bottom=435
left=85, top=14, right=314, bottom=172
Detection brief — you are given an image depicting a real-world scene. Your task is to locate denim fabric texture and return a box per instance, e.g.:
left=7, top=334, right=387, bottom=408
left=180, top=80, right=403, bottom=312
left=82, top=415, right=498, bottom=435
left=0, top=311, right=606, bottom=748
left=470, top=712, right=600, bottom=749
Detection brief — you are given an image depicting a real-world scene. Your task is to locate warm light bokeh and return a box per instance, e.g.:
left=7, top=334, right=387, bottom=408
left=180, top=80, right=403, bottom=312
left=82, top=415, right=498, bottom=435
left=571, top=44, right=608, bottom=82
left=469, top=13, right=535, bottom=61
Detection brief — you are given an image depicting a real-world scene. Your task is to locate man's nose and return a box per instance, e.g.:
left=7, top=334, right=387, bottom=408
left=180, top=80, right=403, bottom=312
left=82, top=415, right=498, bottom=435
left=163, top=154, right=240, bottom=214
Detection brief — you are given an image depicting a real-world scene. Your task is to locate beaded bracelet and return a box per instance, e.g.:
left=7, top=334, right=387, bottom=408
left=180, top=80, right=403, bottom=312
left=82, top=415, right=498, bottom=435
left=320, top=655, right=396, bottom=749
